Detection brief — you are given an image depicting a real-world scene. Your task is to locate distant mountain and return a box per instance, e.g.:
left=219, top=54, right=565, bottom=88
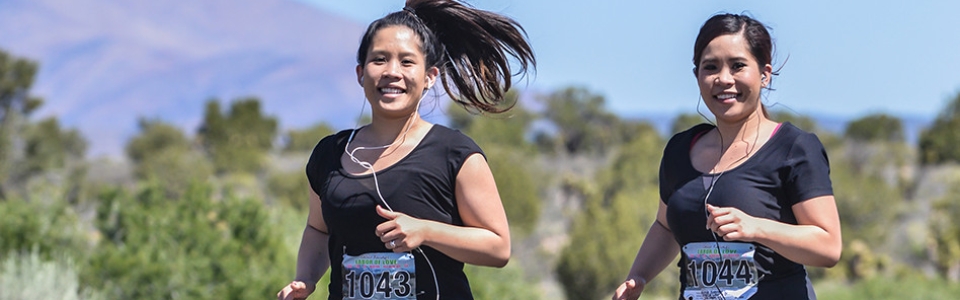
left=0, top=0, right=366, bottom=157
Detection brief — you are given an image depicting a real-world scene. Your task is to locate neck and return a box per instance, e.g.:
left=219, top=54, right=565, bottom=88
left=714, top=110, right=769, bottom=149
left=362, top=112, right=424, bottom=145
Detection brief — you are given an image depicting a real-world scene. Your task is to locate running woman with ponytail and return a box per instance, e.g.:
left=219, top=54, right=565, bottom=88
left=613, top=14, right=841, bottom=300
left=277, top=1, right=534, bottom=299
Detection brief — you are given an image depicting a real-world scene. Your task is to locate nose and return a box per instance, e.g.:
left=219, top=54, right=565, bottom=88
left=382, top=61, right=402, bottom=79
left=716, top=69, right=734, bottom=85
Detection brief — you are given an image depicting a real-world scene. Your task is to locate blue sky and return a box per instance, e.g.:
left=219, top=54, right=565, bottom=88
left=299, top=0, right=960, bottom=121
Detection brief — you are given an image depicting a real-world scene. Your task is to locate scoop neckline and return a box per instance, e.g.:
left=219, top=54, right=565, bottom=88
left=339, top=124, right=437, bottom=178
left=690, top=122, right=786, bottom=176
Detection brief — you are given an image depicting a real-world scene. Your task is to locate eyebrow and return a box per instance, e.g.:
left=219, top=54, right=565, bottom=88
left=367, top=49, right=422, bottom=59
left=699, top=56, right=751, bottom=64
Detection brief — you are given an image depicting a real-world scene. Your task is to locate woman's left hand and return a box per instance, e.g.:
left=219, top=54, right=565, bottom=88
left=375, top=205, right=430, bottom=252
left=705, top=204, right=765, bottom=242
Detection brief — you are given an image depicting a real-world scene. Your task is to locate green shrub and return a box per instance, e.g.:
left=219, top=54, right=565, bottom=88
left=0, top=250, right=104, bottom=300
left=82, top=183, right=293, bottom=300
left=466, top=263, right=542, bottom=300
left=816, top=273, right=960, bottom=300
left=0, top=197, right=85, bottom=257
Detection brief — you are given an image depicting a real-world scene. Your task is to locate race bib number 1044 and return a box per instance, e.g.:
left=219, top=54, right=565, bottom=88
left=681, top=242, right=760, bottom=300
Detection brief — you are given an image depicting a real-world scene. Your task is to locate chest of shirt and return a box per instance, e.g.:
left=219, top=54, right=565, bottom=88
left=666, top=166, right=797, bottom=244
left=320, top=156, right=461, bottom=238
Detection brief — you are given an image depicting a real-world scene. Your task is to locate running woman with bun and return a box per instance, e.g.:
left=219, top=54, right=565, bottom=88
left=613, top=13, right=841, bottom=300
left=277, top=0, right=534, bottom=299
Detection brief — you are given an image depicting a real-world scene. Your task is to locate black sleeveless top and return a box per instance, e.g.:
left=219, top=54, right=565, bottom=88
left=660, top=122, right=833, bottom=300
left=306, top=125, right=483, bottom=300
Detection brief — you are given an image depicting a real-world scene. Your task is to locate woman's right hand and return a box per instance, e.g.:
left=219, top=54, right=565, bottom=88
left=277, top=281, right=312, bottom=300
left=612, top=276, right=646, bottom=300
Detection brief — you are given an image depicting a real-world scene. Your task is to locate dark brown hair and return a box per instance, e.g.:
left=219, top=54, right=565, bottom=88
left=693, top=13, right=774, bottom=76
left=356, top=0, right=536, bottom=113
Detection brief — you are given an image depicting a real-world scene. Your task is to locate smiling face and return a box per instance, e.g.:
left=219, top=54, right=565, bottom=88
left=356, top=25, right=439, bottom=119
left=696, top=33, right=772, bottom=123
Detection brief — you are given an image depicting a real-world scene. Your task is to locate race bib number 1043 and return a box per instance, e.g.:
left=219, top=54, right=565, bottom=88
left=342, top=252, right=417, bottom=300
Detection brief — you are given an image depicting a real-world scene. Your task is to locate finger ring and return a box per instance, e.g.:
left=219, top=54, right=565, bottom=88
left=388, top=240, right=396, bottom=248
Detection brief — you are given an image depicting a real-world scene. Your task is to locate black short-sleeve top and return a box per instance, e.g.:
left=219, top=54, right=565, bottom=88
left=305, top=125, right=484, bottom=300
left=659, top=122, right=833, bottom=299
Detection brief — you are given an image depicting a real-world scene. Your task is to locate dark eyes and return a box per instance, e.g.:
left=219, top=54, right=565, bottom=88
left=701, top=62, right=748, bottom=72
left=368, top=57, right=416, bottom=66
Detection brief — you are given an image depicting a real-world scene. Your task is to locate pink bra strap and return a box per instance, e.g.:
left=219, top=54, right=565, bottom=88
left=771, top=123, right=783, bottom=137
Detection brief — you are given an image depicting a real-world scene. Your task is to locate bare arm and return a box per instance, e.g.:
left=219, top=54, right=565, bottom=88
left=707, top=195, right=842, bottom=267
left=614, top=201, right=680, bottom=300
left=376, top=153, right=511, bottom=267
left=278, top=189, right=330, bottom=300
left=296, top=189, right=331, bottom=286
left=755, top=195, right=842, bottom=267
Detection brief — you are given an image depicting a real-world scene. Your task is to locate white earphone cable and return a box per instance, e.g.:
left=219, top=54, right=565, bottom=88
left=343, top=90, right=441, bottom=300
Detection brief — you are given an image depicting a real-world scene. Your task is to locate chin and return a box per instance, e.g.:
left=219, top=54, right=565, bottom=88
left=710, top=109, right=745, bottom=121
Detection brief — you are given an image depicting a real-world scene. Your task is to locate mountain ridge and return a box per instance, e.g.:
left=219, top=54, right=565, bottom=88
left=0, top=0, right=932, bottom=158
left=0, top=0, right=366, bottom=157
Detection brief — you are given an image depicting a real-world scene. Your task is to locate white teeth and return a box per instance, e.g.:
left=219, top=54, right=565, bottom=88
left=380, top=88, right=404, bottom=94
left=716, top=94, right=737, bottom=100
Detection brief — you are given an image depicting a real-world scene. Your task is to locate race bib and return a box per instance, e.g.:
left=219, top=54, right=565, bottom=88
left=682, top=242, right=760, bottom=300
left=342, top=252, right=417, bottom=299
